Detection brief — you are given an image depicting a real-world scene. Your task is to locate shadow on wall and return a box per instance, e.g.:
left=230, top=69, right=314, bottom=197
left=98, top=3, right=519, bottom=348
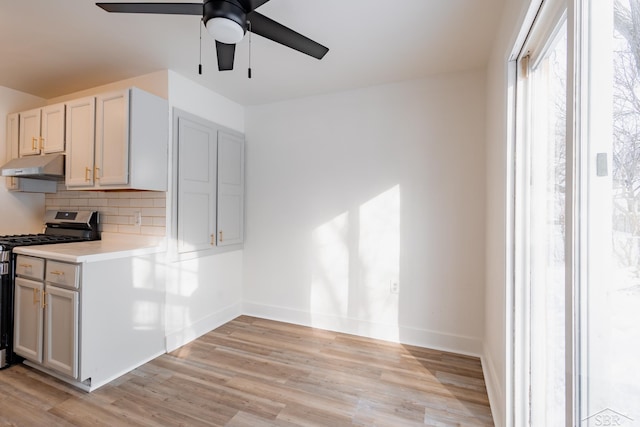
left=310, top=184, right=401, bottom=340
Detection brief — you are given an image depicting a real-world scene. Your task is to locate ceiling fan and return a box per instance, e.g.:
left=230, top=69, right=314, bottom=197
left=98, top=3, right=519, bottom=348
left=96, top=1, right=329, bottom=72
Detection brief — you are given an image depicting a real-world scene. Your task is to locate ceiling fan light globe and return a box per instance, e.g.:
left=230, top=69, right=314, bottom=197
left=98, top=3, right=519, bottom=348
left=206, top=17, right=245, bottom=44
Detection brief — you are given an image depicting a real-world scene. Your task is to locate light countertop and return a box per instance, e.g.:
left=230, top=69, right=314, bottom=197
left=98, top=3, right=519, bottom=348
left=13, top=233, right=166, bottom=263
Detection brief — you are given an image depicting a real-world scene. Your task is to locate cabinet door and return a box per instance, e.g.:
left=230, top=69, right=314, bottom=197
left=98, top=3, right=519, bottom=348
left=41, top=103, right=65, bottom=154
left=177, top=116, right=217, bottom=253
left=96, top=90, right=129, bottom=186
left=13, top=277, right=44, bottom=363
left=44, top=286, right=78, bottom=379
left=217, top=131, right=245, bottom=246
left=66, top=97, right=96, bottom=187
left=6, top=113, right=19, bottom=190
left=19, top=108, right=41, bottom=156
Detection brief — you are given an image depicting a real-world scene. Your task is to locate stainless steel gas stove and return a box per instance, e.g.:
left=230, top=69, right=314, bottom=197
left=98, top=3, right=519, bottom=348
left=0, top=210, right=99, bottom=368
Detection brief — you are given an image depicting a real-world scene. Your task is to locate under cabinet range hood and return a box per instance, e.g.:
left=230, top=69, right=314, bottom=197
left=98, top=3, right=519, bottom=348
left=0, top=153, right=65, bottom=180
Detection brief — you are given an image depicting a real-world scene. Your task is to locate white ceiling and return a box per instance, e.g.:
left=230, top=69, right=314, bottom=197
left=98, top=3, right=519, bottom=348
left=0, top=0, right=505, bottom=106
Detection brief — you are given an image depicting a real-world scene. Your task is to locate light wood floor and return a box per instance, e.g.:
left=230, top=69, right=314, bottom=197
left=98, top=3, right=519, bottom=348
left=0, top=316, right=494, bottom=426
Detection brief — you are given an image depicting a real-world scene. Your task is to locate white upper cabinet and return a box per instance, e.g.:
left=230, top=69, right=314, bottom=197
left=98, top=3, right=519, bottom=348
left=217, top=131, right=245, bottom=246
left=96, top=90, right=130, bottom=186
left=4, top=112, right=56, bottom=193
left=19, top=103, right=65, bottom=156
left=177, top=116, right=217, bottom=253
left=175, top=110, right=245, bottom=256
left=41, top=104, right=66, bottom=154
left=66, top=87, right=168, bottom=191
left=6, top=113, right=19, bottom=190
left=6, top=113, right=19, bottom=162
left=65, top=97, right=96, bottom=187
left=19, top=108, right=41, bottom=156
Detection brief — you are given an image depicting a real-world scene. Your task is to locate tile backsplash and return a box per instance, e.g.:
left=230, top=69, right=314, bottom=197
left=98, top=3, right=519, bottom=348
left=45, top=183, right=167, bottom=236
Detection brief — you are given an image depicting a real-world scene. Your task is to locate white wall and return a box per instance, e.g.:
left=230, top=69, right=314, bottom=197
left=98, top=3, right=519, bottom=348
left=0, top=86, right=47, bottom=234
left=46, top=70, right=169, bottom=103
left=167, top=70, right=244, bottom=133
left=164, top=71, right=245, bottom=351
left=484, top=1, right=533, bottom=426
left=244, top=71, right=487, bottom=355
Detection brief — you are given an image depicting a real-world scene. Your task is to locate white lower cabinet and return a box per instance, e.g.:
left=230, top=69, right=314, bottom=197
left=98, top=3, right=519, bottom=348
left=13, top=277, right=44, bottom=363
left=14, top=256, right=79, bottom=379
left=43, top=285, right=78, bottom=378
left=13, top=250, right=166, bottom=391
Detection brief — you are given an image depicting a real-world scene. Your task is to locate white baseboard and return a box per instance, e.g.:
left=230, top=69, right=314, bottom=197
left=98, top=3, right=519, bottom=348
left=165, top=302, right=242, bottom=352
left=242, top=301, right=483, bottom=357
left=482, top=343, right=505, bottom=427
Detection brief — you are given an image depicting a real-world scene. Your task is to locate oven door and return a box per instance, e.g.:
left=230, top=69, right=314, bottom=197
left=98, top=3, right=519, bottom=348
left=0, top=250, right=14, bottom=368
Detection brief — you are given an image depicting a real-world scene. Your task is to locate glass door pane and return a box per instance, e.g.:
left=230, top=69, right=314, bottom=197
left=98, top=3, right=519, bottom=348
left=581, top=0, right=640, bottom=423
left=527, top=21, right=568, bottom=426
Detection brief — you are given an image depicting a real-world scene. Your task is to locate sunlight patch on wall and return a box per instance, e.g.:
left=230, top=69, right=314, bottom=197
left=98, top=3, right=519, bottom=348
left=311, top=212, right=350, bottom=318
left=132, top=257, right=153, bottom=289
left=164, top=257, right=200, bottom=338
left=130, top=256, right=164, bottom=330
left=310, top=185, right=401, bottom=339
left=132, top=300, right=161, bottom=331
left=165, top=258, right=200, bottom=298
left=358, top=185, right=400, bottom=330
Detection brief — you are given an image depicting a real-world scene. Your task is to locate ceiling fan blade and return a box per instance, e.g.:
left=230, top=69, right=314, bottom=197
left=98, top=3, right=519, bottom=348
left=96, top=2, right=203, bottom=15
left=216, top=41, right=236, bottom=71
left=247, top=0, right=270, bottom=10
left=247, top=11, right=328, bottom=60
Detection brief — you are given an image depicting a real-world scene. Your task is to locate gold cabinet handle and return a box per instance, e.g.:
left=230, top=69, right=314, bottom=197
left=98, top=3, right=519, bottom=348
left=94, top=167, right=100, bottom=180
left=19, top=263, right=32, bottom=268
left=42, top=291, right=47, bottom=309
left=210, top=234, right=215, bottom=245
left=219, top=231, right=223, bottom=242
left=39, top=136, right=45, bottom=150
left=50, top=271, right=64, bottom=276
left=31, top=136, right=38, bottom=151
left=85, top=167, right=91, bottom=182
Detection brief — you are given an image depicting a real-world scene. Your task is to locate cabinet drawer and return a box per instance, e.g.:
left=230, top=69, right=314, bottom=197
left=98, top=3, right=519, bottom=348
left=15, top=255, right=45, bottom=280
left=46, top=261, right=79, bottom=289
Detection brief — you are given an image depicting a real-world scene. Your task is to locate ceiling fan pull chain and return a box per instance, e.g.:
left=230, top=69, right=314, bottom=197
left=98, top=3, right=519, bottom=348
left=248, top=20, right=252, bottom=79
left=199, top=18, right=203, bottom=75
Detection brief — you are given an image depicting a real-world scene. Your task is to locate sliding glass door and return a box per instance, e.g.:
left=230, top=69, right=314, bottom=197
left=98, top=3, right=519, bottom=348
left=514, top=0, right=640, bottom=424
left=516, top=5, right=568, bottom=425
left=579, top=0, right=640, bottom=422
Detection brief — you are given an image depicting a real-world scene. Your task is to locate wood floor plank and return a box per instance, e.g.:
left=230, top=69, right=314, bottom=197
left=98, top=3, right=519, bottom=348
left=0, top=315, right=494, bottom=426
left=0, top=392, right=76, bottom=426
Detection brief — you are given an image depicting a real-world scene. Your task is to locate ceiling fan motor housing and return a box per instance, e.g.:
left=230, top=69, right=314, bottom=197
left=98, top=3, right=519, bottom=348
left=204, top=0, right=247, bottom=33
